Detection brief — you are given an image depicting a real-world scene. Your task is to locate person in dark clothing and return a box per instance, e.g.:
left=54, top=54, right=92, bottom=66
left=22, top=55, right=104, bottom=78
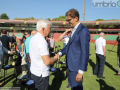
left=0, top=30, right=12, bottom=65
left=115, top=32, right=120, bottom=75
left=22, top=32, right=26, bottom=43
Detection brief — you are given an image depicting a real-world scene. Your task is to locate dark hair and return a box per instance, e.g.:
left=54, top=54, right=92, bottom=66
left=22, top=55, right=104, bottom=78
left=2, top=30, right=7, bottom=34
left=25, top=30, right=31, bottom=35
left=66, top=9, right=79, bottom=20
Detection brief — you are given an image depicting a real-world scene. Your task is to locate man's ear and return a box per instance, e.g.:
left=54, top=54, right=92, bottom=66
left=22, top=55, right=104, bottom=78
left=75, top=16, right=78, bottom=22
left=42, top=27, right=45, bottom=32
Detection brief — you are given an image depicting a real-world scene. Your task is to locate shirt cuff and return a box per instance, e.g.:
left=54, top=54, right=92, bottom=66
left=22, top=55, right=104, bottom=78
left=78, top=70, right=84, bottom=74
left=8, top=51, right=11, bottom=54
left=58, top=52, right=62, bottom=56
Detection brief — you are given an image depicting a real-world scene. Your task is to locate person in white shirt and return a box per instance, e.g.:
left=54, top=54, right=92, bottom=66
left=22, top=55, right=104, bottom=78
left=29, top=19, right=59, bottom=90
left=59, top=29, right=72, bottom=48
left=93, top=32, right=106, bottom=79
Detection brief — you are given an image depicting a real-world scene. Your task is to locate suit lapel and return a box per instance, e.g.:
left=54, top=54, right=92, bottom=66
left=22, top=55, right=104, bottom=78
left=69, top=23, right=83, bottom=44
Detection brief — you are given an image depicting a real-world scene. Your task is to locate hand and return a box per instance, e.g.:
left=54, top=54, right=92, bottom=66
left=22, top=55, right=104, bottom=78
left=104, top=54, right=106, bottom=57
left=29, top=60, right=31, bottom=63
left=76, top=73, right=83, bottom=82
left=66, top=28, right=72, bottom=33
left=22, top=52, right=24, bottom=55
left=53, top=54, right=59, bottom=61
left=10, top=51, right=13, bottom=54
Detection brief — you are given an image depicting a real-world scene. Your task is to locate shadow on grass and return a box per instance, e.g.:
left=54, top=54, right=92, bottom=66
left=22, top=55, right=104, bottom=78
left=107, top=50, right=117, bottom=53
left=88, top=59, right=118, bottom=74
left=88, top=59, right=95, bottom=74
left=105, top=62, right=118, bottom=73
left=96, top=79, right=115, bottom=90
left=48, top=66, right=67, bottom=90
left=0, top=73, right=15, bottom=87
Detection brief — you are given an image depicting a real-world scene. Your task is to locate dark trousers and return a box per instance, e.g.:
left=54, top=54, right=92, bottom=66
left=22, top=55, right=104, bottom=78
left=4, top=53, right=9, bottom=65
left=68, top=69, right=83, bottom=90
left=25, top=62, right=31, bottom=79
left=31, top=73, right=49, bottom=90
left=49, top=48, right=54, bottom=57
left=94, top=54, right=106, bottom=77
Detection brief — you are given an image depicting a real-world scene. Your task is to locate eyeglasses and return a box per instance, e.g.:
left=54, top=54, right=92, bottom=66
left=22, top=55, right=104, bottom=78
left=66, top=19, right=72, bottom=22
left=24, top=34, right=28, bottom=35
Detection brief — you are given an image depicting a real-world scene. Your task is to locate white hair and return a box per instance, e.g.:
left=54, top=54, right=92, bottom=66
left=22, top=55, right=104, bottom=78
left=36, top=19, right=52, bottom=31
left=99, top=32, right=104, bottom=37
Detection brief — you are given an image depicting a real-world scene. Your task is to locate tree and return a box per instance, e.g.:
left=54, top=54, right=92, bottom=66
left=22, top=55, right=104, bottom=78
left=46, top=18, right=51, bottom=21
left=52, top=16, right=66, bottom=21
left=95, top=19, right=104, bottom=21
left=0, top=13, right=9, bottom=19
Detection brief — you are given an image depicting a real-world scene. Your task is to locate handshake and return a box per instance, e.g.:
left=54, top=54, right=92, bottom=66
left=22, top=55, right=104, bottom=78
left=53, top=54, right=59, bottom=62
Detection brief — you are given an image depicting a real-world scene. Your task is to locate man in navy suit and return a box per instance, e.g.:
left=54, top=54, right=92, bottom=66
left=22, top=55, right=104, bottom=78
left=58, top=9, right=90, bottom=90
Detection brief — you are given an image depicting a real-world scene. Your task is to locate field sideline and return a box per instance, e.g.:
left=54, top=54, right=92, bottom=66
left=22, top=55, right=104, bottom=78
left=0, top=42, right=120, bottom=90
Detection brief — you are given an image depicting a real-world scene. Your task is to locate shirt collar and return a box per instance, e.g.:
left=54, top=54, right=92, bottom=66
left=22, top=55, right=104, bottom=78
left=74, top=22, right=81, bottom=29
left=99, top=37, right=104, bottom=39
left=37, top=32, right=44, bottom=37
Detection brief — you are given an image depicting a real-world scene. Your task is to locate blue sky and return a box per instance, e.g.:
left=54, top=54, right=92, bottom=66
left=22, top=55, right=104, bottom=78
left=0, top=0, right=120, bottom=21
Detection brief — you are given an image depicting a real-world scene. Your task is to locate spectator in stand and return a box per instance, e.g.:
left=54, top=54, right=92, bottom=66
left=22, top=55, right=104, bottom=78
left=47, top=33, right=55, bottom=57
left=0, top=30, right=12, bottom=65
left=93, top=32, right=106, bottom=79
left=59, top=29, right=72, bottom=48
left=115, top=32, right=120, bottom=75
left=29, top=19, right=59, bottom=90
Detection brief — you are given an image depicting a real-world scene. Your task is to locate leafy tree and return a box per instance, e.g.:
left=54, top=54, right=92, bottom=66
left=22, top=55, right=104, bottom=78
left=95, top=19, right=104, bottom=21
left=0, top=13, right=9, bottom=19
left=46, top=18, right=51, bottom=21
left=52, top=16, right=66, bottom=21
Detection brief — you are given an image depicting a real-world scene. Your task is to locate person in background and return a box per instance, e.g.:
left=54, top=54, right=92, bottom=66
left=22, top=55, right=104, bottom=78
left=18, top=38, right=27, bottom=79
left=0, top=30, right=12, bottom=65
left=47, top=33, right=55, bottom=57
left=10, top=32, right=16, bottom=66
left=15, top=39, right=22, bottom=66
left=59, top=29, right=72, bottom=88
left=0, top=31, right=13, bottom=85
left=59, top=29, right=72, bottom=48
left=93, top=32, right=106, bottom=79
left=31, top=30, right=37, bottom=36
left=23, top=30, right=32, bottom=79
left=22, top=32, right=26, bottom=43
left=18, top=30, right=37, bottom=80
left=58, top=29, right=72, bottom=89
left=115, top=32, right=120, bottom=75
left=7, top=31, right=11, bottom=38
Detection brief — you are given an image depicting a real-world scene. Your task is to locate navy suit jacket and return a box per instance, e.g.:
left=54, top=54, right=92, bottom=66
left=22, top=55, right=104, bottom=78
left=61, top=23, right=90, bottom=72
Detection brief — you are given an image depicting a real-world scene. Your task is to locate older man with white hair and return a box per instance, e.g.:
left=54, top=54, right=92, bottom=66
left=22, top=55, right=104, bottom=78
left=29, top=19, right=59, bottom=90
left=93, top=32, right=106, bottom=79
